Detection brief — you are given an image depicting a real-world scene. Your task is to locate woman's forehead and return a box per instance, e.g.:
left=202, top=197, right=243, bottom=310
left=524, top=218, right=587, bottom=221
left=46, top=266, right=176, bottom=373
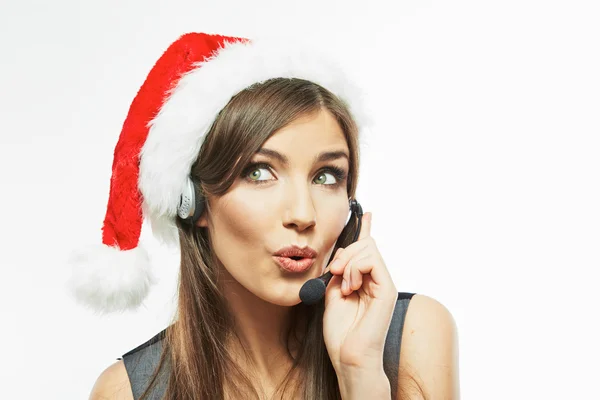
left=259, top=110, right=349, bottom=158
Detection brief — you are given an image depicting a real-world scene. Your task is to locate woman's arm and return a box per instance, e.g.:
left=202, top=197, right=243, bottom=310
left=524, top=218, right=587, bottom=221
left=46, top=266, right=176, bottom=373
left=336, top=367, right=392, bottom=399
left=398, top=294, right=460, bottom=399
left=335, top=294, right=459, bottom=400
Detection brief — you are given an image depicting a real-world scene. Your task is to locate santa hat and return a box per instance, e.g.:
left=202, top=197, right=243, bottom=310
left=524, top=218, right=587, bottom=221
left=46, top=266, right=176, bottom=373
left=67, top=32, right=368, bottom=313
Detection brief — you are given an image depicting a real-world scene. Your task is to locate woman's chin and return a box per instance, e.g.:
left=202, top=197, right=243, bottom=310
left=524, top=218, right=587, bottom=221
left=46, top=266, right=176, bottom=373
left=255, top=283, right=304, bottom=307
left=274, top=296, right=303, bottom=307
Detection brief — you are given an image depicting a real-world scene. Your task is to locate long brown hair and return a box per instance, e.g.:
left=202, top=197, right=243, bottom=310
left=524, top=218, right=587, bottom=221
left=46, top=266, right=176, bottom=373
left=139, top=78, right=421, bottom=399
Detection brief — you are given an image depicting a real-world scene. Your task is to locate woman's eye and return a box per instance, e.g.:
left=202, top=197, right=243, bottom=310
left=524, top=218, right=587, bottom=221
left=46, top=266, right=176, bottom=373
left=313, top=172, right=337, bottom=185
left=244, top=164, right=346, bottom=186
left=247, top=166, right=275, bottom=181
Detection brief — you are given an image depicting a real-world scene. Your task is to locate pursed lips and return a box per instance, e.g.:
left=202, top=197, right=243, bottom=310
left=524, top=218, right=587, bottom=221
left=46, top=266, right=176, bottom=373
left=272, top=245, right=318, bottom=273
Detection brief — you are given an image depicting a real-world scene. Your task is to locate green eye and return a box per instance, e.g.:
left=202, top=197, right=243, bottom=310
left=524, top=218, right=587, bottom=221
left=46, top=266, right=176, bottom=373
left=246, top=165, right=274, bottom=182
left=314, top=172, right=336, bottom=185
left=249, top=169, right=262, bottom=180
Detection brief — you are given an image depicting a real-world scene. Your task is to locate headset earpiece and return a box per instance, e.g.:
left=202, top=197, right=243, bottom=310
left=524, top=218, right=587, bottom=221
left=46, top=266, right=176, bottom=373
left=349, top=198, right=363, bottom=218
left=177, top=177, right=206, bottom=225
left=348, top=198, right=363, bottom=243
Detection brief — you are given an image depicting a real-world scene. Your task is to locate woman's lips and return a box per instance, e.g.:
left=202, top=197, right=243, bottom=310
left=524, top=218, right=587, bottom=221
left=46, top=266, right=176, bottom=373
left=273, top=256, right=315, bottom=273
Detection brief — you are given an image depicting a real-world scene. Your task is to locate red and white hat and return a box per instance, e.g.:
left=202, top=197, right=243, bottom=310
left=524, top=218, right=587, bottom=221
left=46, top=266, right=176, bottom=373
left=67, top=32, right=368, bottom=313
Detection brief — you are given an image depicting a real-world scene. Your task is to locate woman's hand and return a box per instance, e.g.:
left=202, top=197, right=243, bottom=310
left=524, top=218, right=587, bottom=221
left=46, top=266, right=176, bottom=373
left=323, top=212, right=398, bottom=374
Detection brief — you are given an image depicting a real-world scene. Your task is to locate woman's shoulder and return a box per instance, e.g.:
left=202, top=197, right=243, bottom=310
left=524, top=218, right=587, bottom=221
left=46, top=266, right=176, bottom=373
left=122, top=329, right=167, bottom=359
left=89, top=330, right=168, bottom=400
left=402, top=293, right=457, bottom=339
left=121, top=329, right=170, bottom=399
left=401, top=293, right=457, bottom=357
left=399, top=293, right=460, bottom=398
left=89, top=360, right=134, bottom=400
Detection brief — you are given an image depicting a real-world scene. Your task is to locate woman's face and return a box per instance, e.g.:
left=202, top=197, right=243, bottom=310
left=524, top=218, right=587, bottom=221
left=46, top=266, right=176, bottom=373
left=198, top=109, right=351, bottom=306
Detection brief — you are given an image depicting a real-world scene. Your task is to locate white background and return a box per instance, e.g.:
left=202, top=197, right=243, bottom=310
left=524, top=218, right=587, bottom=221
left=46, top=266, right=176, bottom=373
left=1, top=0, right=599, bottom=398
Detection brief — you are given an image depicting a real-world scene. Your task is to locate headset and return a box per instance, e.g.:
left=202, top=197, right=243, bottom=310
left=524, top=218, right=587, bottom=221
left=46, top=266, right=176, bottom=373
left=177, top=176, right=362, bottom=304
left=177, top=177, right=206, bottom=224
left=177, top=177, right=362, bottom=233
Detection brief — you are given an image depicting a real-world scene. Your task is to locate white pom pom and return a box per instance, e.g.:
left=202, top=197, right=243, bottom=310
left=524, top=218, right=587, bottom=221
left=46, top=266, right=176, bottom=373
left=67, top=244, right=155, bottom=313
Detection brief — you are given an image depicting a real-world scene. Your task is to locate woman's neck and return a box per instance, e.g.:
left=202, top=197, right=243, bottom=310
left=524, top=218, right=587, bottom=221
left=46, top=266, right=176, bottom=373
left=220, top=268, right=300, bottom=378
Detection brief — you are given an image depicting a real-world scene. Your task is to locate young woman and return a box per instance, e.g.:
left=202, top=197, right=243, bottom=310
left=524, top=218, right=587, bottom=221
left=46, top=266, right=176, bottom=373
left=71, top=32, right=459, bottom=399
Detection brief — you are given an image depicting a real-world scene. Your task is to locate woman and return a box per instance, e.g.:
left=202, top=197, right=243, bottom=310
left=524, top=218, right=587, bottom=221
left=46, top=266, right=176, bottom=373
left=72, top=32, right=459, bottom=399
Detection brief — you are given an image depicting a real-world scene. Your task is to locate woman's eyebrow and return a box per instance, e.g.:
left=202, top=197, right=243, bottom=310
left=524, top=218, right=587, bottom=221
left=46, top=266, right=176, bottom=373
left=256, top=148, right=349, bottom=166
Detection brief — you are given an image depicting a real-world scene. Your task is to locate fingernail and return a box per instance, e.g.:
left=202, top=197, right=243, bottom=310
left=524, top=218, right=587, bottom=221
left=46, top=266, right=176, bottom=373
left=342, top=280, right=347, bottom=291
left=331, top=259, right=340, bottom=271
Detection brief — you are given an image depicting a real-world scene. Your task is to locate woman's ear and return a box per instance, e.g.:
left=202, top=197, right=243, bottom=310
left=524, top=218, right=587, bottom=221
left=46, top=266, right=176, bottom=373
left=194, top=185, right=208, bottom=228
left=195, top=210, right=208, bottom=228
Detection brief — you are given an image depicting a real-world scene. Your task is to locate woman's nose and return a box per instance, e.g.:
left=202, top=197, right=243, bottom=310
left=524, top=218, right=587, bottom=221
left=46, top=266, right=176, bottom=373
left=282, top=186, right=316, bottom=232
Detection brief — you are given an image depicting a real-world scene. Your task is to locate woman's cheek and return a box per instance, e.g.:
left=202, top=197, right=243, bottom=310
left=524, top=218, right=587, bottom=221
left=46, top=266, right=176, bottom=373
left=325, top=201, right=352, bottom=245
left=219, top=190, right=271, bottom=238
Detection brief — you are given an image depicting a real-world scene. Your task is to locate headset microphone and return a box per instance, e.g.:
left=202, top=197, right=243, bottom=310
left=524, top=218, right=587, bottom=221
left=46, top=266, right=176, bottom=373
left=299, top=199, right=363, bottom=305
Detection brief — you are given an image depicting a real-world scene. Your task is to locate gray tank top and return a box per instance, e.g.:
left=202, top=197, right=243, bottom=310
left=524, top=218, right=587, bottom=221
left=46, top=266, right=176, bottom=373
left=120, top=292, right=415, bottom=399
